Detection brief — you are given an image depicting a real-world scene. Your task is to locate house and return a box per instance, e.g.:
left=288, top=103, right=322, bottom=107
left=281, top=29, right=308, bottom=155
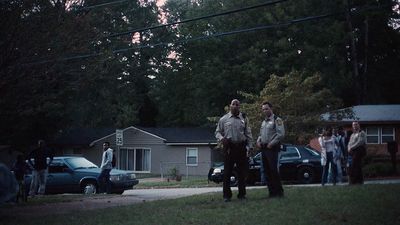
left=57, top=127, right=218, bottom=177
left=317, top=105, right=400, bottom=156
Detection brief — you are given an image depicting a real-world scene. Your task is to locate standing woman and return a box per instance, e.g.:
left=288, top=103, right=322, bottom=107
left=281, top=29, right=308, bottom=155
left=320, top=128, right=338, bottom=186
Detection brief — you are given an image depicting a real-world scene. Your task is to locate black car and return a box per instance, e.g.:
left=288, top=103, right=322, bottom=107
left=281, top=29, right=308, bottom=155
left=208, top=145, right=323, bottom=185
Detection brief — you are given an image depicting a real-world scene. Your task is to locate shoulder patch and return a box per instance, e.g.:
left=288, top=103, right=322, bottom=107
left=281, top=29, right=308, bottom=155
left=276, top=119, right=283, bottom=126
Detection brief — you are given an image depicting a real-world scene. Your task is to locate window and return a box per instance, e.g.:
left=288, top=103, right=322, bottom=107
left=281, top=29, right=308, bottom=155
left=382, top=127, right=395, bottom=143
left=48, top=160, right=69, bottom=173
left=280, top=147, right=300, bottom=160
left=186, top=148, right=198, bottom=166
left=119, top=148, right=151, bottom=172
left=366, top=127, right=395, bottom=144
left=366, top=127, right=379, bottom=144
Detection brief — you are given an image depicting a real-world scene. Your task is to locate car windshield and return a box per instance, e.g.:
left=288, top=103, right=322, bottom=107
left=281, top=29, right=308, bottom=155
left=304, top=147, right=320, bottom=156
left=65, top=158, right=98, bottom=169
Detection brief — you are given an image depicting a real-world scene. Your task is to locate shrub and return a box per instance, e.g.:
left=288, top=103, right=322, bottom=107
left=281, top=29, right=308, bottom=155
left=363, top=162, right=394, bottom=178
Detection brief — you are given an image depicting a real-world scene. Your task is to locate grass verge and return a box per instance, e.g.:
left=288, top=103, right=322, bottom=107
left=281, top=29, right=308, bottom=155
left=2, top=184, right=400, bottom=225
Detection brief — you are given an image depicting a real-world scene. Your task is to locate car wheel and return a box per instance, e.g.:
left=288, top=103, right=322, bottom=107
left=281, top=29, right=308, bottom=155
left=82, top=181, right=97, bottom=195
left=297, top=166, right=315, bottom=184
left=230, top=171, right=238, bottom=187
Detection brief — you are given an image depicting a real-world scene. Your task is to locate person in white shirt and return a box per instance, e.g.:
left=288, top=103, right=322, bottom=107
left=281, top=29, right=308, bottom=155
left=98, top=142, right=113, bottom=194
left=320, top=128, right=338, bottom=186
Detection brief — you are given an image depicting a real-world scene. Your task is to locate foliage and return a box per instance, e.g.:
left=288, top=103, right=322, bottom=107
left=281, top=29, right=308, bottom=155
left=240, top=71, right=343, bottom=144
left=0, top=0, right=399, bottom=150
left=363, top=162, right=397, bottom=177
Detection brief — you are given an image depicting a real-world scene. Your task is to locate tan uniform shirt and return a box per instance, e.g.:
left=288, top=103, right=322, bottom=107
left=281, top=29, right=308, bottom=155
left=215, top=112, right=253, bottom=146
left=348, top=130, right=366, bottom=151
left=257, top=114, right=285, bottom=147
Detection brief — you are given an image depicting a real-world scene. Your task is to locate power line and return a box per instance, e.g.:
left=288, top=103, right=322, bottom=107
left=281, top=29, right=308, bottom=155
left=21, top=3, right=392, bottom=66
left=108, top=0, right=290, bottom=38
left=81, top=0, right=128, bottom=10
left=21, top=12, right=340, bottom=66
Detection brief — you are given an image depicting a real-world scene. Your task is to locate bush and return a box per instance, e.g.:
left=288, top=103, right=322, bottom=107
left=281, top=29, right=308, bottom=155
left=363, top=162, right=394, bottom=178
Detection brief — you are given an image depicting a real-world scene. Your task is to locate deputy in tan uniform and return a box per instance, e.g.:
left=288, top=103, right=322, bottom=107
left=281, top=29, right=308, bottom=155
left=215, top=99, right=253, bottom=202
left=256, top=101, right=285, bottom=198
left=347, top=121, right=367, bottom=184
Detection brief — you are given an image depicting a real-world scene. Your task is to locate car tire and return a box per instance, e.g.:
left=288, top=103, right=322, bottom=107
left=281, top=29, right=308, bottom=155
left=297, top=166, right=315, bottom=184
left=230, top=171, right=239, bottom=187
left=82, top=181, right=97, bottom=195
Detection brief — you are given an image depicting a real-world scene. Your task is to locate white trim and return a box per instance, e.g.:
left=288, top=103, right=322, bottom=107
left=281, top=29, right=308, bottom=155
left=119, top=146, right=152, bottom=173
left=366, top=127, right=395, bottom=144
left=89, top=126, right=167, bottom=146
left=186, top=147, right=198, bottom=166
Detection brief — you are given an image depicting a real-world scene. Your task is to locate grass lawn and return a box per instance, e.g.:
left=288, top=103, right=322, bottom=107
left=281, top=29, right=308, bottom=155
left=2, top=184, right=400, bottom=225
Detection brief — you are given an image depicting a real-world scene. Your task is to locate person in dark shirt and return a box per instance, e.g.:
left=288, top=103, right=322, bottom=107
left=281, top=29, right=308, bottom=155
left=27, top=140, right=53, bottom=196
left=12, top=154, right=29, bottom=202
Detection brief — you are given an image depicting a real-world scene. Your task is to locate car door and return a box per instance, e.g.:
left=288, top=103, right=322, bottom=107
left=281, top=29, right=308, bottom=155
left=46, top=159, right=76, bottom=193
left=279, top=146, right=301, bottom=181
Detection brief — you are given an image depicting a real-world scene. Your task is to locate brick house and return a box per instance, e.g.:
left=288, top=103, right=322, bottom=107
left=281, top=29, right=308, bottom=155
left=315, top=105, right=400, bottom=157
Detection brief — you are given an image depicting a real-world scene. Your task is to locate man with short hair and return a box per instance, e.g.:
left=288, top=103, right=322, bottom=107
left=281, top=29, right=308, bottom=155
left=347, top=121, right=367, bottom=184
left=98, top=141, right=113, bottom=194
left=27, top=140, right=53, bottom=196
left=256, top=101, right=285, bottom=198
left=215, top=99, right=253, bottom=202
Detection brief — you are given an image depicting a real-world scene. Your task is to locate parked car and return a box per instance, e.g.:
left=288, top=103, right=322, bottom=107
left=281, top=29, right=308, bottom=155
left=208, top=145, right=323, bottom=185
left=25, top=156, right=139, bottom=194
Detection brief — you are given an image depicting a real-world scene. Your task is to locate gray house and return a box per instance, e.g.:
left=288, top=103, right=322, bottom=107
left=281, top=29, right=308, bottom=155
left=84, top=127, right=218, bottom=177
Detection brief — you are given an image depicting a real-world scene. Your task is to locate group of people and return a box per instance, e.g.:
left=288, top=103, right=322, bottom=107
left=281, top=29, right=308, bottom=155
left=215, top=98, right=370, bottom=202
left=215, top=99, right=285, bottom=202
left=319, top=121, right=367, bottom=186
left=10, top=139, right=115, bottom=202
left=11, top=140, right=53, bottom=202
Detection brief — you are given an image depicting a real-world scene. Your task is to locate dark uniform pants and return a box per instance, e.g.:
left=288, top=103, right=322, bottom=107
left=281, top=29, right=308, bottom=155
left=262, top=147, right=284, bottom=197
left=349, top=147, right=365, bottom=184
left=223, top=142, right=248, bottom=199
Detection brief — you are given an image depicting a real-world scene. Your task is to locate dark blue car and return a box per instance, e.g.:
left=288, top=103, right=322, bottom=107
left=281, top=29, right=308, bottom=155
left=209, top=145, right=323, bottom=185
left=25, top=156, right=139, bottom=194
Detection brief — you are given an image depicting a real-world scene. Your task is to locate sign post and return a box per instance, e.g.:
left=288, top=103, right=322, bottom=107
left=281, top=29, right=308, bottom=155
left=115, top=129, right=123, bottom=169
left=116, top=129, right=123, bottom=146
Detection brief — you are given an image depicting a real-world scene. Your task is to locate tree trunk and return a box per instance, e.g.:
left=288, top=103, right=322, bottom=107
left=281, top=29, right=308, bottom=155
left=345, top=0, right=362, bottom=104
left=362, top=17, right=369, bottom=103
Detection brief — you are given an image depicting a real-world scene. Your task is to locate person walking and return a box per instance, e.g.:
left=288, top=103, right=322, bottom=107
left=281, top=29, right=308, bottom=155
left=215, top=99, right=253, bottom=202
left=256, top=101, right=285, bottom=198
left=320, top=128, right=338, bottom=186
left=98, top=141, right=113, bottom=194
left=347, top=121, right=367, bottom=185
left=27, top=140, right=53, bottom=197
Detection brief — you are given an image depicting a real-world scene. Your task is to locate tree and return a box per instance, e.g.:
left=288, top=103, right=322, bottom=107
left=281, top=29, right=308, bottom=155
left=240, top=71, right=343, bottom=144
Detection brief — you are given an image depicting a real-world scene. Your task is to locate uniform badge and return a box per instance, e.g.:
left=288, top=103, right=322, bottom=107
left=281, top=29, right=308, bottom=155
left=276, top=119, right=283, bottom=126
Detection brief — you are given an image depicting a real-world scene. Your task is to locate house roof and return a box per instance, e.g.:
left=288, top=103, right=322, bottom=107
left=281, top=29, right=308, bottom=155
left=52, top=128, right=116, bottom=147
left=54, top=126, right=217, bottom=147
left=321, top=105, right=400, bottom=123
left=136, top=127, right=217, bottom=145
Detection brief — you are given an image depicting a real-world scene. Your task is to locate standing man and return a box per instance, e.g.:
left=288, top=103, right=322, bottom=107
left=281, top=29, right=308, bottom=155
left=347, top=121, right=367, bottom=184
left=98, top=141, right=113, bottom=194
left=256, top=101, right=285, bottom=198
left=215, top=99, right=253, bottom=202
left=27, top=140, right=53, bottom=197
